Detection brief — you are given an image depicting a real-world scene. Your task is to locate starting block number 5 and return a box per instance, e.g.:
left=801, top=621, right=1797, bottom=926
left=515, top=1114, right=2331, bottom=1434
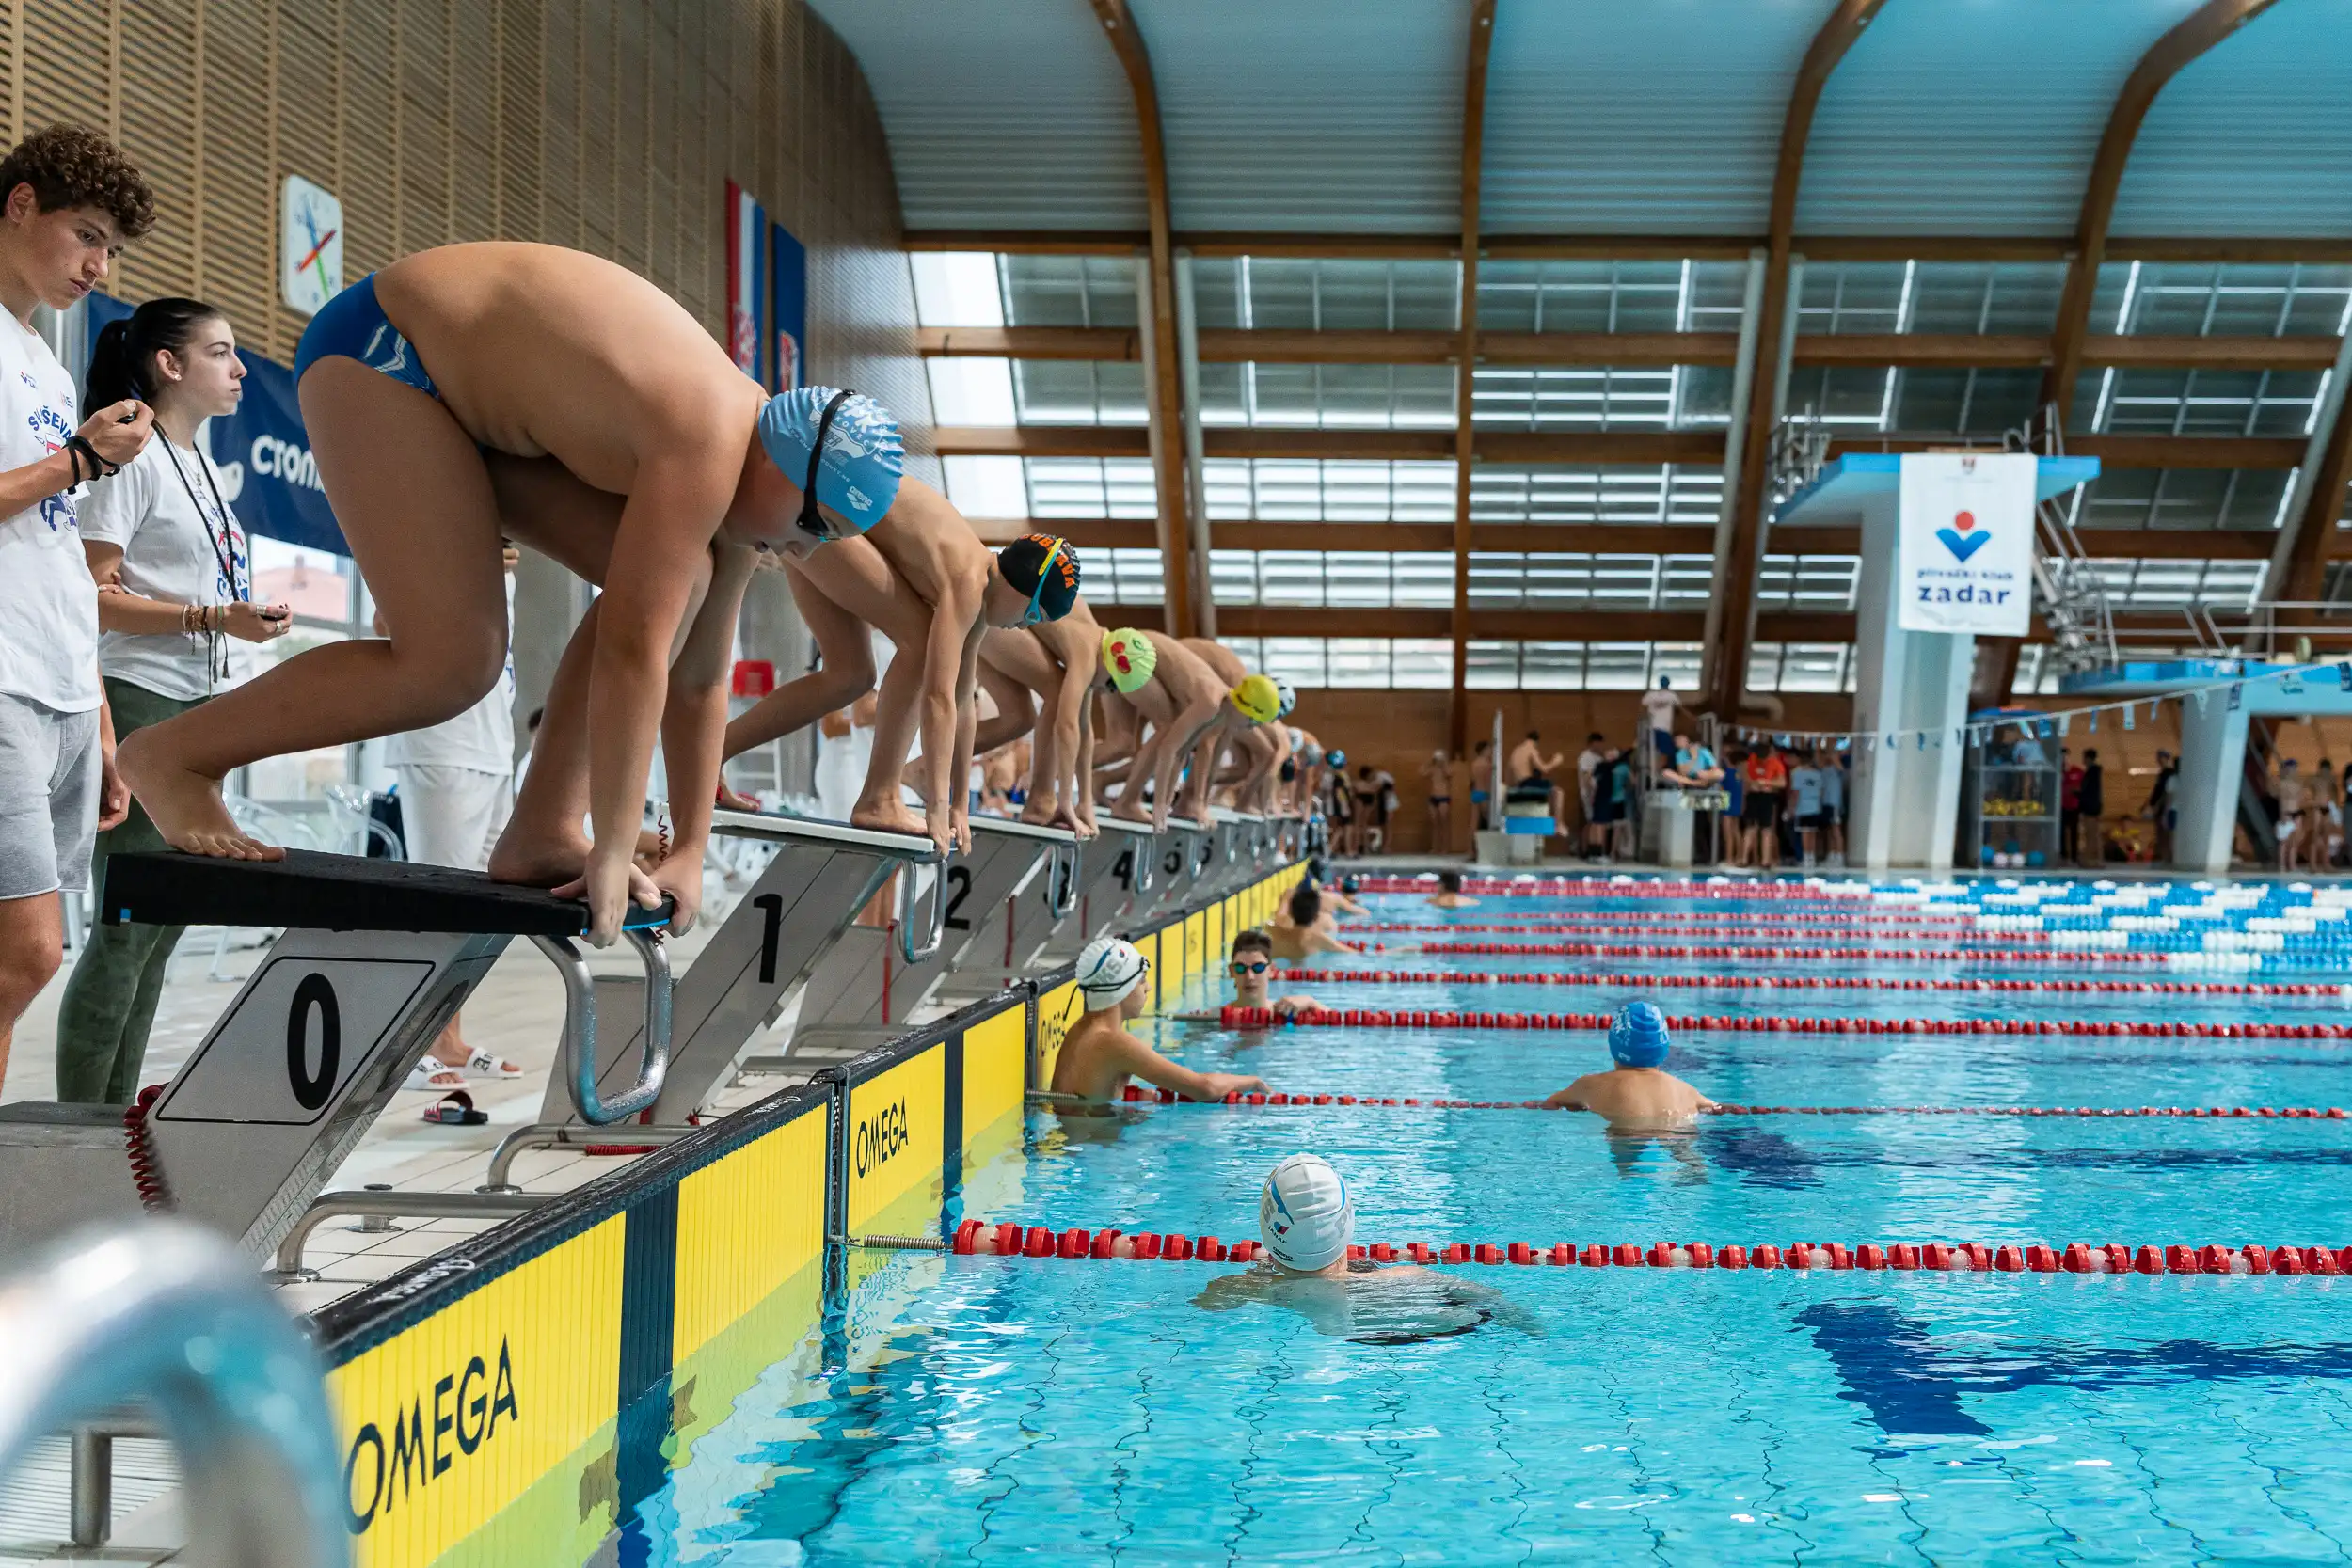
left=156, top=957, right=436, bottom=1126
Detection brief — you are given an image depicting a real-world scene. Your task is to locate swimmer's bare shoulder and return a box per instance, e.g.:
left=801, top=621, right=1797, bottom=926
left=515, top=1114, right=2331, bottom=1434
left=375, top=243, right=756, bottom=483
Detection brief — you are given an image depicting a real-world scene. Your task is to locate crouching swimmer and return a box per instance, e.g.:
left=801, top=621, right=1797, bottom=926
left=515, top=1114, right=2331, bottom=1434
left=1192, top=1155, right=1538, bottom=1342
left=1544, top=1001, right=1715, bottom=1131
left=1049, top=937, right=1266, bottom=1107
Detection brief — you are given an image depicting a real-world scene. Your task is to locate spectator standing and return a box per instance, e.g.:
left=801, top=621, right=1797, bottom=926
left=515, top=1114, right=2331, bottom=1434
left=1788, top=750, right=1823, bottom=867
left=2059, top=747, right=2084, bottom=864
left=1721, top=748, right=1749, bottom=868
left=2076, top=748, right=2104, bottom=867
left=54, top=297, right=292, bottom=1102
left=1822, top=746, right=1848, bottom=866
left=1422, top=749, right=1452, bottom=851
left=0, top=126, right=159, bottom=1094
left=1575, top=732, right=1606, bottom=856
left=2275, top=757, right=2304, bottom=872
left=1741, top=740, right=1788, bottom=870
left=1640, top=677, right=1682, bottom=763
left=2146, top=750, right=2178, bottom=863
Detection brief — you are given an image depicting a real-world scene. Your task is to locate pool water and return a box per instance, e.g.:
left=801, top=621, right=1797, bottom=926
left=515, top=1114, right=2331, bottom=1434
left=617, top=879, right=2352, bottom=1564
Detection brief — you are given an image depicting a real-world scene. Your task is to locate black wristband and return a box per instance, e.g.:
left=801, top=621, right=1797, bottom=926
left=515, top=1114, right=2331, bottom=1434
left=64, top=435, right=110, bottom=482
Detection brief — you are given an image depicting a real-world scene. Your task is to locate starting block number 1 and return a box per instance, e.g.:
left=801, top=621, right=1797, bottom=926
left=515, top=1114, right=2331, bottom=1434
left=156, top=957, right=437, bottom=1126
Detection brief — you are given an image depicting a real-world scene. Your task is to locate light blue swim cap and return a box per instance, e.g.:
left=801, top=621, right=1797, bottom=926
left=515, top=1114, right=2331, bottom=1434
left=1609, top=1001, right=1671, bottom=1069
left=758, top=386, right=905, bottom=537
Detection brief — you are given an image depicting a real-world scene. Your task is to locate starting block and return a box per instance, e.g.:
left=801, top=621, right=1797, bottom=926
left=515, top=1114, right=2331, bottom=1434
left=0, top=850, right=673, bottom=1259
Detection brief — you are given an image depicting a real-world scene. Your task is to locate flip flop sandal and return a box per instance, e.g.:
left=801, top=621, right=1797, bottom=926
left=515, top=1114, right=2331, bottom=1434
left=405, top=1058, right=467, bottom=1092
left=421, top=1090, right=487, bottom=1126
left=463, top=1049, right=525, bottom=1081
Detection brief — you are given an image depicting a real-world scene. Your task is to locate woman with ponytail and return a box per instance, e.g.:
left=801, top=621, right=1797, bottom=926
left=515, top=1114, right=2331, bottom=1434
left=54, top=298, right=291, bottom=1101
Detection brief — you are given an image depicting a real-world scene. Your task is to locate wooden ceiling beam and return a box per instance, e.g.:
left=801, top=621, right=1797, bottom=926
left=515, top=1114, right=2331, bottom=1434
left=1708, top=0, right=1890, bottom=716
left=2042, top=0, right=2282, bottom=437
left=1088, top=0, right=1198, bottom=636
left=922, top=324, right=2345, bottom=373
left=904, top=230, right=2352, bottom=267
left=1449, top=0, right=1498, bottom=755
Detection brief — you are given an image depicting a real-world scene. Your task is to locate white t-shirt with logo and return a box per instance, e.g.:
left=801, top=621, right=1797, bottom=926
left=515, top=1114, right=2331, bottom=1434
left=385, top=575, right=516, bottom=773
left=0, top=316, right=98, bottom=712
left=80, top=433, right=255, bottom=701
left=1641, top=688, right=1677, bottom=736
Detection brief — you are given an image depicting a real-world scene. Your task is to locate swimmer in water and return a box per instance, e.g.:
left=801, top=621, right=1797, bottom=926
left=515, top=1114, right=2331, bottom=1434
left=1194, top=1155, right=1536, bottom=1343
left=1544, top=1001, right=1715, bottom=1131
left=1268, top=880, right=1355, bottom=959
left=1427, top=867, right=1479, bottom=909
left=1327, top=873, right=1369, bottom=917
left=1048, top=937, right=1266, bottom=1106
left=1226, top=928, right=1320, bottom=1020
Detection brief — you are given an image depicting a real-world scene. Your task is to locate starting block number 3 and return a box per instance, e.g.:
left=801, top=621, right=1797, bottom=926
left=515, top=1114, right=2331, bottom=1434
left=155, top=957, right=437, bottom=1126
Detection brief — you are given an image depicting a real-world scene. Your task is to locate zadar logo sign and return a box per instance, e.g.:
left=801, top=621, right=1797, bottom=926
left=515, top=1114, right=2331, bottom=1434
left=1897, top=452, right=2034, bottom=636
left=1937, top=509, right=1992, bottom=562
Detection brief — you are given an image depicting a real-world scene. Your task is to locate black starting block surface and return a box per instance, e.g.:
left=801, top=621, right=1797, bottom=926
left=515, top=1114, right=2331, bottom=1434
left=102, top=849, right=675, bottom=937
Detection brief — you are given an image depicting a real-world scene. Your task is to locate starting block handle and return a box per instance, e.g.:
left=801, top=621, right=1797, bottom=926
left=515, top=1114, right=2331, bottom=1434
left=1045, top=841, right=1080, bottom=918
left=897, top=859, right=948, bottom=965
left=534, top=928, right=674, bottom=1125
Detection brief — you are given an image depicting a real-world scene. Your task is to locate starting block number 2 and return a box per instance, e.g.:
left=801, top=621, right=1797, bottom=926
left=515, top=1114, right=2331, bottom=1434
left=155, top=957, right=437, bottom=1126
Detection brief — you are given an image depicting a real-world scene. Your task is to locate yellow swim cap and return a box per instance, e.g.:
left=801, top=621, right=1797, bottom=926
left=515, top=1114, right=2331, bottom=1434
left=1231, top=673, right=1281, bottom=724
left=1102, top=628, right=1157, bottom=694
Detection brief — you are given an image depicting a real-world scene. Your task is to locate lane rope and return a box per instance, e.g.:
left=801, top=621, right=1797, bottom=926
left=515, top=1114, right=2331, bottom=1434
left=1273, top=967, right=2352, bottom=1001
left=1216, top=1004, right=2352, bottom=1040
left=1395, top=941, right=2177, bottom=966
left=946, top=1220, right=2352, bottom=1277
left=1085, top=1085, right=2350, bottom=1119
left=1352, top=922, right=2049, bottom=943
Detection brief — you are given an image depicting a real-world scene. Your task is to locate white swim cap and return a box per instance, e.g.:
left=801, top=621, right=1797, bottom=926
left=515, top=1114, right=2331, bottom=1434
left=1258, top=1153, right=1354, bottom=1272
left=1075, top=936, right=1148, bottom=1008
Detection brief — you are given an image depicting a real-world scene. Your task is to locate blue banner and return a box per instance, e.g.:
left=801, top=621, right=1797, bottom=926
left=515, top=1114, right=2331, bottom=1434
left=85, top=293, right=349, bottom=557
left=771, top=220, right=806, bottom=391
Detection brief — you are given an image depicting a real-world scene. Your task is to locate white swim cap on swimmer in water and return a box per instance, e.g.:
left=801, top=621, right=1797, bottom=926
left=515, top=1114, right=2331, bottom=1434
left=1259, top=1153, right=1354, bottom=1272
left=1075, top=936, right=1149, bottom=1009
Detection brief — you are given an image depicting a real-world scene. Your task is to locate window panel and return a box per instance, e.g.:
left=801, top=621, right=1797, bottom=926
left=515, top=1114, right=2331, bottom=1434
left=1745, top=641, right=1787, bottom=693
left=1203, top=362, right=1456, bottom=429
left=1471, top=366, right=1679, bottom=430
left=1391, top=640, right=1454, bottom=689
left=1090, top=547, right=1165, bottom=605
left=1325, top=639, right=1392, bottom=688
left=1582, top=642, right=1654, bottom=689
left=1466, top=640, right=1521, bottom=689
left=1518, top=641, right=1584, bottom=689
left=1470, top=465, right=1724, bottom=527
left=1009, top=359, right=1147, bottom=425
left=1255, top=638, right=1327, bottom=688
left=1777, top=644, right=1851, bottom=693
left=1190, top=258, right=1459, bottom=332
left=1478, top=260, right=1749, bottom=335
left=1022, top=457, right=1158, bottom=518
left=999, top=254, right=1138, bottom=328
left=1202, top=459, right=1456, bottom=521
left=1754, top=554, right=1862, bottom=612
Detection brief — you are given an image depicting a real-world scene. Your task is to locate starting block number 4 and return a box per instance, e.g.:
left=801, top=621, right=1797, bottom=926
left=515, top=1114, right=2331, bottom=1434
left=156, top=957, right=436, bottom=1126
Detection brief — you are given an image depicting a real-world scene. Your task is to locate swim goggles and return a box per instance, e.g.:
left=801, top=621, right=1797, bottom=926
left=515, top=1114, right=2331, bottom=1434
left=1229, top=958, right=1270, bottom=976
left=1020, top=537, right=1069, bottom=626
left=792, top=388, right=857, bottom=543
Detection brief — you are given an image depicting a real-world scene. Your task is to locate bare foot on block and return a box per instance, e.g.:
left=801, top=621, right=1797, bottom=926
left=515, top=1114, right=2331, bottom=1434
left=116, top=732, right=280, bottom=861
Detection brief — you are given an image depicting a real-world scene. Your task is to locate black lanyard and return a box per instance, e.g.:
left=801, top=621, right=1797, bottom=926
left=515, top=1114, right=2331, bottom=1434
left=156, top=436, right=247, bottom=604
left=155, top=436, right=247, bottom=685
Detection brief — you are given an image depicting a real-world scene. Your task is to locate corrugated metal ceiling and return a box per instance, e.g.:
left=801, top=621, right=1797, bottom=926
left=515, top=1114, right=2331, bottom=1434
left=1799, top=0, right=2207, bottom=235
left=2114, top=0, right=2352, bottom=237
left=802, top=0, right=1146, bottom=230
left=1134, top=0, right=1470, bottom=233
left=810, top=0, right=2352, bottom=241
left=1481, top=0, right=1836, bottom=235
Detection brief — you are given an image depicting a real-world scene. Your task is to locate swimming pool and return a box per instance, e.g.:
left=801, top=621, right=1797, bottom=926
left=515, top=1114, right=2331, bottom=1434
left=611, top=877, right=2352, bottom=1563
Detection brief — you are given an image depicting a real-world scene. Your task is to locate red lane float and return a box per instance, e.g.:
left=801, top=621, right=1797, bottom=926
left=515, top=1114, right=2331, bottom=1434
left=1109, top=1084, right=2350, bottom=1119
left=1400, top=941, right=2175, bottom=967
left=1355, top=878, right=1877, bottom=900
left=1215, top=1004, right=2352, bottom=1041
left=1272, top=968, right=2346, bottom=1002
left=949, top=1219, right=2352, bottom=1276
left=1351, top=922, right=2037, bottom=942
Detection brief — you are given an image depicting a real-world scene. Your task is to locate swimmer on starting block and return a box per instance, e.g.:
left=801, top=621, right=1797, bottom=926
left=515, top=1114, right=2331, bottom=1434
left=960, top=600, right=1136, bottom=836
left=1427, top=868, right=1478, bottom=909
left=1544, top=1002, right=1714, bottom=1131
left=119, top=242, right=1074, bottom=940
left=1175, top=639, right=1284, bottom=820
left=1047, top=937, right=1266, bottom=1108
left=1192, top=1155, right=1536, bottom=1342
left=1270, top=881, right=1355, bottom=959
left=1097, top=630, right=1230, bottom=831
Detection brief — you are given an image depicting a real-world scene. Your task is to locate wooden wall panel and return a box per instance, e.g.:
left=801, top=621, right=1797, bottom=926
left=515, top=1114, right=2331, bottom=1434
left=0, top=0, right=927, bottom=467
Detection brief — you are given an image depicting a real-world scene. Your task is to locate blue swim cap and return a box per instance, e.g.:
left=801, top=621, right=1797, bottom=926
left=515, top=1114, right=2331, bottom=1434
left=758, top=386, right=904, bottom=537
left=1609, top=1002, right=1671, bottom=1069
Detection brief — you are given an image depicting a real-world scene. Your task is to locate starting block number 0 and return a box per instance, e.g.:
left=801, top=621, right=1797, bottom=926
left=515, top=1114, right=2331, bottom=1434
left=155, top=957, right=437, bottom=1126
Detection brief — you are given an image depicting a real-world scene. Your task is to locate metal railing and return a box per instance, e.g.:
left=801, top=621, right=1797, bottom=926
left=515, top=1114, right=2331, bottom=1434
left=2011, top=406, right=2119, bottom=676
left=536, top=927, right=675, bottom=1126
left=0, top=1223, right=347, bottom=1566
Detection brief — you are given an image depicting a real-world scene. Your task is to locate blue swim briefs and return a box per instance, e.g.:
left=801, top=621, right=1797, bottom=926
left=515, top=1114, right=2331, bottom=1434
left=294, top=273, right=438, bottom=400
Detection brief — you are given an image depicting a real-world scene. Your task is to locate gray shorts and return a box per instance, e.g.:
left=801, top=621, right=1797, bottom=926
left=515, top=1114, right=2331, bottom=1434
left=0, top=695, right=100, bottom=899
